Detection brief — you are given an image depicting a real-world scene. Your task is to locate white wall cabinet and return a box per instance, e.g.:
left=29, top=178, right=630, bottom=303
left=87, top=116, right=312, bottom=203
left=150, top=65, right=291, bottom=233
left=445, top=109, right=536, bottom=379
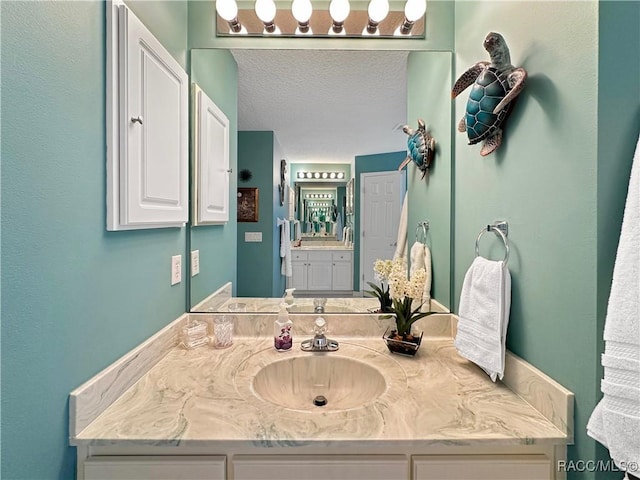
left=84, top=456, right=225, bottom=480
left=288, top=250, right=352, bottom=292
left=107, top=1, right=189, bottom=230
left=192, top=84, right=230, bottom=225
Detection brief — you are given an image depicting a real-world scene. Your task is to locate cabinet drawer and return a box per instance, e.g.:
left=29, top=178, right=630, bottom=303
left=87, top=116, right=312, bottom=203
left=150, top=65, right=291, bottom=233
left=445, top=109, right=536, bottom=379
left=234, top=455, right=407, bottom=480
left=412, top=455, right=551, bottom=480
left=291, top=251, right=308, bottom=261
left=308, top=250, right=333, bottom=262
left=332, top=251, right=352, bottom=262
left=84, top=455, right=225, bottom=480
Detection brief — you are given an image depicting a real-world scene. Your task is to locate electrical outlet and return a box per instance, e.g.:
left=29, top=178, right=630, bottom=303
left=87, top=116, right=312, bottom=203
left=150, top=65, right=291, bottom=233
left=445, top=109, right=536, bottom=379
left=191, top=250, right=200, bottom=276
left=171, top=255, right=182, bottom=285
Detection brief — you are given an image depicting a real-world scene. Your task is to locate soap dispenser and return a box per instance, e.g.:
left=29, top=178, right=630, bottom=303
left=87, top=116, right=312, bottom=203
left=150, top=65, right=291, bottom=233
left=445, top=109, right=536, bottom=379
left=283, top=288, right=296, bottom=307
left=274, top=303, right=294, bottom=351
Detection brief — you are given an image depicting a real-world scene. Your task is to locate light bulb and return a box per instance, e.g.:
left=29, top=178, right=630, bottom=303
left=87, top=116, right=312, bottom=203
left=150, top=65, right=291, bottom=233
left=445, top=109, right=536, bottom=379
left=404, top=0, right=426, bottom=22
left=329, top=0, right=350, bottom=23
left=292, top=0, right=312, bottom=23
left=368, top=0, right=389, bottom=23
left=216, top=0, right=238, bottom=21
left=255, top=0, right=276, bottom=23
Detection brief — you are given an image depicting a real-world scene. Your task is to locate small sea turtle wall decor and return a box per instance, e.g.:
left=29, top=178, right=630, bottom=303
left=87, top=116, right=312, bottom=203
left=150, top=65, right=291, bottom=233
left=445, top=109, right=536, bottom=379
left=452, top=32, right=527, bottom=156
left=398, top=119, right=436, bottom=179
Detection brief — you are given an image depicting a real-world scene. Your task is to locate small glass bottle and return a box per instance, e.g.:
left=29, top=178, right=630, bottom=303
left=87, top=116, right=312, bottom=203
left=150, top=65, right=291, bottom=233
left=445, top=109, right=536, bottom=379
left=274, top=303, right=294, bottom=351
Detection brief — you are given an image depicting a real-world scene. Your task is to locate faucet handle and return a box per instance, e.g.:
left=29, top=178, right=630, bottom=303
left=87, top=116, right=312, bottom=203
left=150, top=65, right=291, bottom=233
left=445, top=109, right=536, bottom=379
left=314, top=317, right=327, bottom=336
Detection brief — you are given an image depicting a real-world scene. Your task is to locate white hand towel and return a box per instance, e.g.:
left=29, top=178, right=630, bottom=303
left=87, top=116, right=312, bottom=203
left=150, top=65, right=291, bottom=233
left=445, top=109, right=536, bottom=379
left=393, top=192, right=409, bottom=261
left=422, top=245, right=432, bottom=311
left=454, top=256, right=511, bottom=382
left=277, top=218, right=292, bottom=277
left=409, top=241, right=432, bottom=311
left=588, top=133, right=640, bottom=470
left=292, top=220, right=302, bottom=241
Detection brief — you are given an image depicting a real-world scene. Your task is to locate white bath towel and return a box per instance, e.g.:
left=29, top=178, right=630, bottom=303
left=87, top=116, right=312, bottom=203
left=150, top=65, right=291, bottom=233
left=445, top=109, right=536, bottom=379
left=454, top=256, right=511, bottom=382
left=335, top=212, right=344, bottom=241
left=393, top=192, right=409, bottom=261
left=410, top=241, right=432, bottom=311
left=277, top=218, right=292, bottom=277
left=588, top=133, right=640, bottom=470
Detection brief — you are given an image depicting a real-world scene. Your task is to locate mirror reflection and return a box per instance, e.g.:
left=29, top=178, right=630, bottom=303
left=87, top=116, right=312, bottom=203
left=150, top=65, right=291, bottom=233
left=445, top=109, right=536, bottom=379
left=188, top=49, right=450, bottom=313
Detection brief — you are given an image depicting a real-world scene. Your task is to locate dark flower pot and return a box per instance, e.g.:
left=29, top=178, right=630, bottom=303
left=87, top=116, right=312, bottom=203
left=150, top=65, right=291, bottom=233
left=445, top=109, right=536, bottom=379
left=383, top=328, right=423, bottom=357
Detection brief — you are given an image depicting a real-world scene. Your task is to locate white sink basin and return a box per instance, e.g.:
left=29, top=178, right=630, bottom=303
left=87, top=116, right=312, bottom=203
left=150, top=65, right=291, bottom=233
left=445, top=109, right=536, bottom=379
left=252, top=356, right=386, bottom=411
left=234, top=344, right=407, bottom=414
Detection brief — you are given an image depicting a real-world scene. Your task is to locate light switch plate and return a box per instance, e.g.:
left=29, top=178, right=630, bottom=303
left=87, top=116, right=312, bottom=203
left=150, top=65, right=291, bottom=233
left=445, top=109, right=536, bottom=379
left=191, top=250, right=200, bottom=276
left=245, top=232, right=263, bottom=242
left=171, top=255, right=182, bottom=285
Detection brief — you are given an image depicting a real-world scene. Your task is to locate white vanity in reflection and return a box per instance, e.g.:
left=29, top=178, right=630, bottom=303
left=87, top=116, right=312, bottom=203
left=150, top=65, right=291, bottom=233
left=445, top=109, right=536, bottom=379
left=289, top=246, right=353, bottom=292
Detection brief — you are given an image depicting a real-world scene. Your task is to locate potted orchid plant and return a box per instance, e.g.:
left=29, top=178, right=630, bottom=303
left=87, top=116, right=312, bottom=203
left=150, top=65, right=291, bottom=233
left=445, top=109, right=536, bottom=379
left=380, top=258, right=436, bottom=356
left=364, top=259, right=394, bottom=313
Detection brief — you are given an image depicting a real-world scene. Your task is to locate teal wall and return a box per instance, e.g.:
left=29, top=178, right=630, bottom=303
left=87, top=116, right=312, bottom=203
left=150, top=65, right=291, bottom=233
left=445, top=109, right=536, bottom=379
left=1, top=1, right=188, bottom=478
left=453, top=1, right=640, bottom=477
left=407, top=51, right=453, bottom=309
left=189, top=49, right=238, bottom=308
left=354, top=151, right=407, bottom=291
left=237, top=131, right=287, bottom=298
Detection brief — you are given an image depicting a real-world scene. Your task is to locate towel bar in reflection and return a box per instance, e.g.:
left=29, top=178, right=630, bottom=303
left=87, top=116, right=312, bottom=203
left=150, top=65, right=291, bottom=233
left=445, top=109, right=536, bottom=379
left=475, top=221, right=509, bottom=264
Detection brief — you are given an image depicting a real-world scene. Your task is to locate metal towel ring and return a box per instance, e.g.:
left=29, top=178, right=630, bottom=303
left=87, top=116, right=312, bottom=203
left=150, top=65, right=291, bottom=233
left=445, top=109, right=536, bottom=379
left=415, top=221, right=429, bottom=244
left=475, top=224, right=509, bottom=264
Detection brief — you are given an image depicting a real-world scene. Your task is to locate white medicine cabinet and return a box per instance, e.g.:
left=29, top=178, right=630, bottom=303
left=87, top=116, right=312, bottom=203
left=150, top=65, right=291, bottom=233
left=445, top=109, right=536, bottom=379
left=106, top=0, right=189, bottom=230
left=192, top=84, right=230, bottom=225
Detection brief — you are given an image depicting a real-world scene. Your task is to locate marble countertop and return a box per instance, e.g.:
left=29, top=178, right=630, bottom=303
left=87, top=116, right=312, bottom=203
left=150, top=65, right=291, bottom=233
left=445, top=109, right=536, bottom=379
left=73, top=334, right=568, bottom=448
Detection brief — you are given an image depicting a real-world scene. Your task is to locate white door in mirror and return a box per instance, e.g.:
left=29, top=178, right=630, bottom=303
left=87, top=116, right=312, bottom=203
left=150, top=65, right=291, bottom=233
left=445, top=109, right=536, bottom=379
left=192, top=84, right=230, bottom=225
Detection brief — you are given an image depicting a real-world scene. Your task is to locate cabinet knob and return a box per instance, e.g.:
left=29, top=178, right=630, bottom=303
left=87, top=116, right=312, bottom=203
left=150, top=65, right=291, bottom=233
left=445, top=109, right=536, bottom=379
left=130, top=115, right=144, bottom=125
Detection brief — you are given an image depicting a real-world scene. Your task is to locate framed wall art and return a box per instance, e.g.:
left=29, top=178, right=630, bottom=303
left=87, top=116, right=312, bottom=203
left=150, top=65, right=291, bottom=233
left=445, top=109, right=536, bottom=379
left=237, top=187, right=259, bottom=222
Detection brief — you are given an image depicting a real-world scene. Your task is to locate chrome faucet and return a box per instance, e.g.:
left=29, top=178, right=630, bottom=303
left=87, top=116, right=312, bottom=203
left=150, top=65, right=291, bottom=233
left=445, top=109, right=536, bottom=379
left=313, top=297, right=327, bottom=314
left=301, top=317, right=339, bottom=352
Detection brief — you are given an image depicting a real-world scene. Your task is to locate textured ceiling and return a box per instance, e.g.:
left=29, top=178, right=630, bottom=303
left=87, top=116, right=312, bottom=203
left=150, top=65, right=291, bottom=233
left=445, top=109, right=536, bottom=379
left=232, top=50, right=409, bottom=165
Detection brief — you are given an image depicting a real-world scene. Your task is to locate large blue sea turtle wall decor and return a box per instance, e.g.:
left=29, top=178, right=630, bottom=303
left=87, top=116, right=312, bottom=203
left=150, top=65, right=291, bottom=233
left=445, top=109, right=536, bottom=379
left=398, top=119, right=435, bottom=179
left=452, top=32, right=527, bottom=156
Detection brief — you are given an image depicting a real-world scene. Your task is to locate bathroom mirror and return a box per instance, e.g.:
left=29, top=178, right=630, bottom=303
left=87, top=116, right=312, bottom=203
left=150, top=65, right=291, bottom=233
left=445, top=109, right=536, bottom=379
left=188, top=49, right=452, bottom=313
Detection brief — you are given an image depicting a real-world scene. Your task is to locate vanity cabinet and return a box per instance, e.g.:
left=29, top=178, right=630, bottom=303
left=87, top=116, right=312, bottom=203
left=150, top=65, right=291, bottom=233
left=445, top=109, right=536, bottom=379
left=83, top=456, right=225, bottom=480
left=289, top=250, right=353, bottom=292
left=107, top=1, right=189, bottom=230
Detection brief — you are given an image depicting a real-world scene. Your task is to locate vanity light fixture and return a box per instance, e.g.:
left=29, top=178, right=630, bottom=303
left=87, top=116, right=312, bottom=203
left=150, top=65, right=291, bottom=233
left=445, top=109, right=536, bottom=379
left=255, top=0, right=279, bottom=34
left=328, top=0, right=350, bottom=35
left=216, top=0, right=244, bottom=33
left=296, top=171, right=347, bottom=181
left=215, top=0, right=425, bottom=38
left=291, top=0, right=313, bottom=34
left=396, top=0, right=426, bottom=35
left=364, top=0, right=389, bottom=35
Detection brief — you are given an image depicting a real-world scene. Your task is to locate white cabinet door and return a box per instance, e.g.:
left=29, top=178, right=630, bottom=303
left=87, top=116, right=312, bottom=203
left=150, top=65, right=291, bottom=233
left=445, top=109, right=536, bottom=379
left=332, top=261, right=353, bottom=290
left=332, top=251, right=353, bottom=291
left=107, top=2, right=188, bottom=230
left=289, top=261, right=308, bottom=290
left=234, top=455, right=407, bottom=480
left=84, top=456, right=225, bottom=480
left=412, top=455, right=551, bottom=480
left=193, top=84, right=230, bottom=225
left=307, top=262, right=333, bottom=290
